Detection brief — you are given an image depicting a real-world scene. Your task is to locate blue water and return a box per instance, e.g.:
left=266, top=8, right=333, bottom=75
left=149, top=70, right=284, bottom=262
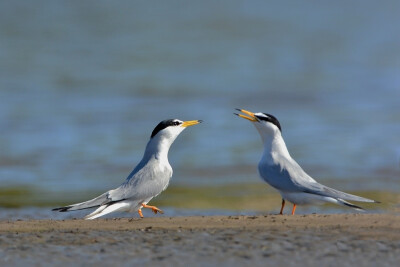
left=1, top=0, right=399, bottom=206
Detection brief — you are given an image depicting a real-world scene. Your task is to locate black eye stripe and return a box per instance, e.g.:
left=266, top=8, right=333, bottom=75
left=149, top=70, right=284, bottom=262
left=256, top=113, right=282, bottom=132
left=151, top=119, right=181, bottom=138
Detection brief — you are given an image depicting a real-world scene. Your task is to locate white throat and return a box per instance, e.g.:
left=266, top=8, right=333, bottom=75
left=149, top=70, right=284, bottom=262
left=143, top=125, right=185, bottom=162
left=254, top=124, right=291, bottom=163
left=143, top=134, right=177, bottom=162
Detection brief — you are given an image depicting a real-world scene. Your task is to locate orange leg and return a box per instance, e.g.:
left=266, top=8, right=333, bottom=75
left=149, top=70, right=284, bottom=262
left=279, top=199, right=285, bottom=215
left=141, top=204, right=164, bottom=215
left=137, top=209, right=144, bottom=218
left=291, top=204, right=297, bottom=215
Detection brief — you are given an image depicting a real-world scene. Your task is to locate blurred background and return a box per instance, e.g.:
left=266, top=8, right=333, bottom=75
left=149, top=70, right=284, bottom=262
left=0, top=0, right=399, bottom=219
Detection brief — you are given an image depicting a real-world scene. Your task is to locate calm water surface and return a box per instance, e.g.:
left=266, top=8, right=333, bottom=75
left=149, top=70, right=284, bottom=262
left=0, top=1, right=399, bottom=213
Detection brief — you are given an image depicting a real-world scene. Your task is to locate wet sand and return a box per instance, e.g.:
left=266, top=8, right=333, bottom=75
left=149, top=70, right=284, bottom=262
left=0, top=214, right=399, bottom=266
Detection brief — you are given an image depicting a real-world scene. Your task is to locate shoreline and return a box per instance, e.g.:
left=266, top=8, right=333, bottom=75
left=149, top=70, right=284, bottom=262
left=1, top=214, right=399, bottom=266
left=1, top=214, right=399, bottom=240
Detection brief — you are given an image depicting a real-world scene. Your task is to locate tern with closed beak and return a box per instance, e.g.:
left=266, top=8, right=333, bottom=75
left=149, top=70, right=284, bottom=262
left=53, top=119, right=202, bottom=220
left=235, top=109, right=379, bottom=215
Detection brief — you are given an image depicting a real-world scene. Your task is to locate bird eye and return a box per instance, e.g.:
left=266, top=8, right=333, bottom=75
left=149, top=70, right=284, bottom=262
left=173, top=121, right=180, bottom=126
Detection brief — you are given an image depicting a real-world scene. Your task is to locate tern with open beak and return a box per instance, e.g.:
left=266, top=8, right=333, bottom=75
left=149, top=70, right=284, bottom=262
left=235, top=109, right=379, bottom=215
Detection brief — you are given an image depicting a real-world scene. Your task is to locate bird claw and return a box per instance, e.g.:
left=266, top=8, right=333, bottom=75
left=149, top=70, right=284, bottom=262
left=141, top=204, right=164, bottom=216
left=138, top=209, right=144, bottom=218
left=152, top=207, right=164, bottom=214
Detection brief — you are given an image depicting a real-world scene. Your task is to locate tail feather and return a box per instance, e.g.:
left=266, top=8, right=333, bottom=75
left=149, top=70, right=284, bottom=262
left=52, top=192, right=110, bottom=212
left=339, top=199, right=364, bottom=211
left=84, top=201, right=131, bottom=220
left=83, top=205, right=108, bottom=220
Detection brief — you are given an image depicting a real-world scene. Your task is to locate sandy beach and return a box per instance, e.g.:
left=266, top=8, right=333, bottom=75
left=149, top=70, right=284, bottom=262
left=0, top=214, right=398, bottom=266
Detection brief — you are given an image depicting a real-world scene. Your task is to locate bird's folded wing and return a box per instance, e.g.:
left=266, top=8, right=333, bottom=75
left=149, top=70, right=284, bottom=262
left=298, top=181, right=375, bottom=203
left=260, top=158, right=375, bottom=203
left=283, top=160, right=376, bottom=203
left=108, top=164, right=172, bottom=201
left=53, top=192, right=111, bottom=211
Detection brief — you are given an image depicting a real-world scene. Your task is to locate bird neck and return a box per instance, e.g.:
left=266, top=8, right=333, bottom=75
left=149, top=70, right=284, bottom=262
left=142, top=135, right=175, bottom=162
left=259, top=131, right=291, bottom=162
left=126, top=136, right=174, bottom=181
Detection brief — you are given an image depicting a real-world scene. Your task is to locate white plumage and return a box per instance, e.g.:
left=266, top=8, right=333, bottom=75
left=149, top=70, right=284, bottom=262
left=53, top=119, right=201, bottom=219
left=235, top=109, right=378, bottom=215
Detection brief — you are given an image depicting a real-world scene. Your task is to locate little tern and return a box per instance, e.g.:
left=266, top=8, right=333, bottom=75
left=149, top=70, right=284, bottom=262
left=235, top=109, right=378, bottom=215
left=53, top=119, right=202, bottom=220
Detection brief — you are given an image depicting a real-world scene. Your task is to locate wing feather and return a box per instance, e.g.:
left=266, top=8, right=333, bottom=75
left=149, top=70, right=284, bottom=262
left=258, top=157, right=376, bottom=203
left=53, top=158, right=173, bottom=212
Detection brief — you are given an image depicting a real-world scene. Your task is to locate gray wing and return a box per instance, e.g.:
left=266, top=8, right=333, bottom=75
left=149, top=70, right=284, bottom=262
left=297, top=179, right=375, bottom=203
left=54, top=159, right=172, bottom=212
left=107, top=159, right=172, bottom=202
left=52, top=192, right=110, bottom=212
left=259, top=157, right=376, bottom=203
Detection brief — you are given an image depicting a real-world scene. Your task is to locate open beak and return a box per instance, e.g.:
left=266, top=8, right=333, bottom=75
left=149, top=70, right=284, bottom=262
left=234, top=109, right=258, bottom=122
left=181, top=120, right=203, bottom=127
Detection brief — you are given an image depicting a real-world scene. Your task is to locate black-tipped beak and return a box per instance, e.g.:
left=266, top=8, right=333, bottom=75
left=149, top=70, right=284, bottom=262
left=234, top=108, right=258, bottom=122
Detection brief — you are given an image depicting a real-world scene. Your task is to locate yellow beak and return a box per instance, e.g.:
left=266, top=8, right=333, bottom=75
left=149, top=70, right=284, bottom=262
left=234, top=109, right=258, bottom=122
left=181, top=120, right=202, bottom=127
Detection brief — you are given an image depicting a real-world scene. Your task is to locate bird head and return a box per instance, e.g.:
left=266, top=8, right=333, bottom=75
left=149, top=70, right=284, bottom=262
left=151, top=119, right=202, bottom=141
left=235, top=109, right=282, bottom=138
